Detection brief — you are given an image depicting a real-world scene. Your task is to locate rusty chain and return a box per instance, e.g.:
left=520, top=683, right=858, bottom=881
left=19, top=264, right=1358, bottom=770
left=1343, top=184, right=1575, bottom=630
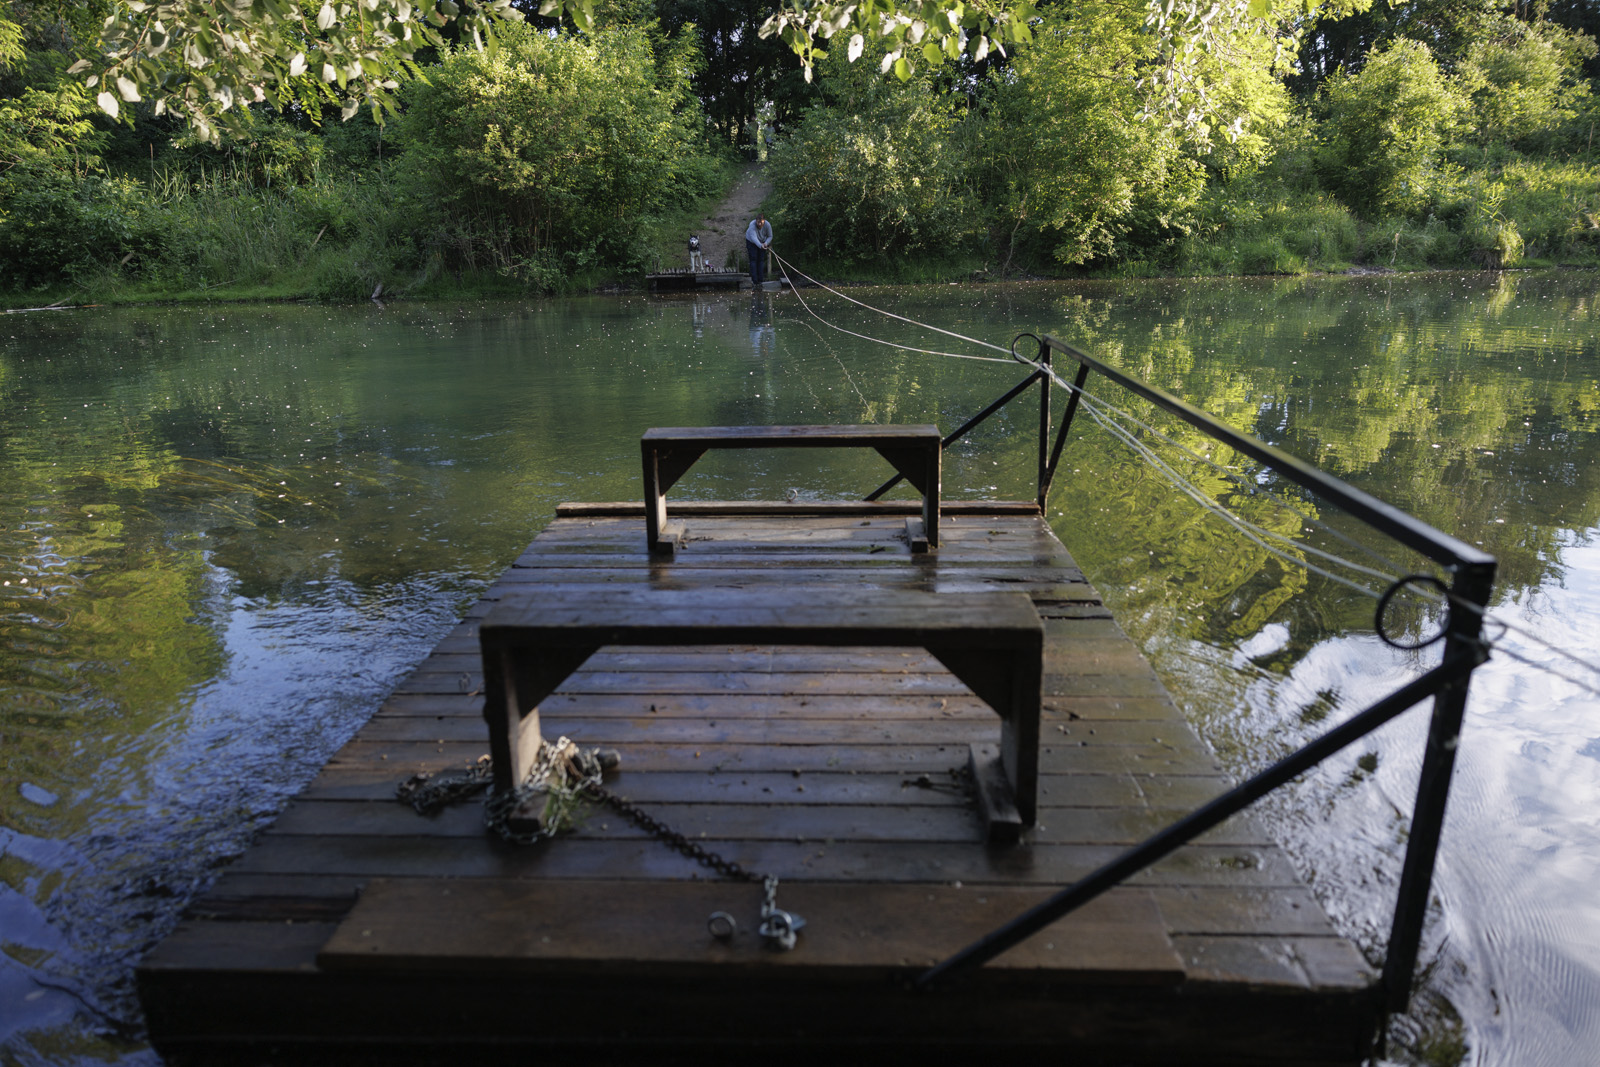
left=396, top=740, right=803, bottom=949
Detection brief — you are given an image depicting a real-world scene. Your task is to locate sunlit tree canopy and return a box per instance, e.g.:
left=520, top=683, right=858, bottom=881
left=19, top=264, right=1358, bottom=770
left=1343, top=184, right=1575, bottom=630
left=45, top=0, right=1366, bottom=140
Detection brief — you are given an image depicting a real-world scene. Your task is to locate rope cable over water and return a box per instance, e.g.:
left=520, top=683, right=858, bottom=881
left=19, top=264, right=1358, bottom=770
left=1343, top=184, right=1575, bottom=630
left=772, top=251, right=1014, bottom=364
left=1011, top=348, right=1415, bottom=580
left=765, top=256, right=1600, bottom=697
left=1012, top=352, right=1408, bottom=597
left=1009, top=353, right=1600, bottom=695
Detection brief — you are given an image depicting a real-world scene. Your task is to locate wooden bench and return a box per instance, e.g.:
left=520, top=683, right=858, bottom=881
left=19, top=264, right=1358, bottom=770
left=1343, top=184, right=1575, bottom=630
left=479, top=587, right=1043, bottom=842
left=642, top=425, right=942, bottom=555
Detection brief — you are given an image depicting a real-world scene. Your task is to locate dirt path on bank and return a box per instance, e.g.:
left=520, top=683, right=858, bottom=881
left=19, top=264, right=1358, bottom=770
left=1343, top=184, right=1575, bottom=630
left=686, top=163, right=771, bottom=272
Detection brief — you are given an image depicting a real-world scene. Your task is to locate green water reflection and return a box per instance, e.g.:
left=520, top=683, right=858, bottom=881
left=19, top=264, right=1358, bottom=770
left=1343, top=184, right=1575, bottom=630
left=1, top=272, right=1597, bottom=1065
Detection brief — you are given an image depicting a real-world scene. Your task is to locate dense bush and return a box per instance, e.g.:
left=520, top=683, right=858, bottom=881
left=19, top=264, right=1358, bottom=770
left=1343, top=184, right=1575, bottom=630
left=1180, top=188, right=1364, bottom=275
left=1316, top=39, right=1464, bottom=218
left=1456, top=17, right=1597, bottom=153
left=0, top=164, right=159, bottom=287
left=392, top=22, right=718, bottom=284
left=973, top=11, right=1199, bottom=271
left=1, top=0, right=1597, bottom=298
left=767, top=43, right=976, bottom=262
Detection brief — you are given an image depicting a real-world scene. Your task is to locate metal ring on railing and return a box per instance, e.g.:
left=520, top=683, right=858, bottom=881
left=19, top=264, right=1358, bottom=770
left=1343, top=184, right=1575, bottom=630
left=1375, top=574, right=1451, bottom=650
left=1010, top=331, right=1042, bottom=366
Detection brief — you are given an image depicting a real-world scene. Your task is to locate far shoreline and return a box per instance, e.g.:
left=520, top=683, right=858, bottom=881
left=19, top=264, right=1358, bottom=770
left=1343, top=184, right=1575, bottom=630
left=6, top=262, right=1594, bottom=314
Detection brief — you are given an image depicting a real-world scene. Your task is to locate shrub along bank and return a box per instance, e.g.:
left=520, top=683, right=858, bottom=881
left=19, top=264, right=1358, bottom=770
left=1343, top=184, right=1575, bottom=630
left=765, top=3, right=1600, bottom=280
left=0, top=17, right=732, bottom=304
left=1, top=1, right=1598, bottom=302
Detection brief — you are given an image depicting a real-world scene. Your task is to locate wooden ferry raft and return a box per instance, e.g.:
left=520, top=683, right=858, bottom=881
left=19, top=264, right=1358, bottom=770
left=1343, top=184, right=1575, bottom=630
left=138, top=456, right=1379, bottom=1064
left=644, top=267, right=786, bottom=291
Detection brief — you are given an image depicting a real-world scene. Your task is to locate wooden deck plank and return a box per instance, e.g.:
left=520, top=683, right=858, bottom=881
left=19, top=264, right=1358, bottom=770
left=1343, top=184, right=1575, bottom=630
left=373, top=690, right=1189, bottom=726
left=556, top=500, right=1043, bottom=517
left=268, top=798, right=1278, bottom=848
left=223, top=834, right=1308, bottom=887
left=317, top=878, right=1185, bottom=982
left=397, top=664, right=1169, bottom=698
left=181, top=872, right=1346, bottom=942
left=317, top=741, right=1227, bottom=779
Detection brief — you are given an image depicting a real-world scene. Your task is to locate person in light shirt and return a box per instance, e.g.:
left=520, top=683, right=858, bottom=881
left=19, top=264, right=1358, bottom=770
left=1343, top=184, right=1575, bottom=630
left=745, top=214, right=773, bottom=287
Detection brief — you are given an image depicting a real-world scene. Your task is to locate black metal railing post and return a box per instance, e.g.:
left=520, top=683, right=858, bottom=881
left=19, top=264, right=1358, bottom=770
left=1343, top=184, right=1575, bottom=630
left=864, top=371, right=1042, bottom=503
left=1037, top=340, right=1051, bottom=509
left=1380, top=559, right=1498, bottom=1012
left=916, top=652, right=1482, bottom=988
left=1036, top=338, right=1089, bottom=511
left=908, top=336, right=1499, bottom=1038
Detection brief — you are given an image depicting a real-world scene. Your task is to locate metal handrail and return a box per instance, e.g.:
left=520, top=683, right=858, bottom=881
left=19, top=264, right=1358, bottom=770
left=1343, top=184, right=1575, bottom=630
left=1035, top=337, right=1496, bottom=570
left=909, top=335, right=1497, bottom=1024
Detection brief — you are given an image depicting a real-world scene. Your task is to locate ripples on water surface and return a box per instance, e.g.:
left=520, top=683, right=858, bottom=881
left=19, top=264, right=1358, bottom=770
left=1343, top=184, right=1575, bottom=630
left=1, top=274, right=1597, bottom=1066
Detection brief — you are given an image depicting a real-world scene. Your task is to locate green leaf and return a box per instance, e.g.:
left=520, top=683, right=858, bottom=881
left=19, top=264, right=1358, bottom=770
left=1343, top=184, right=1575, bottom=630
left=922, top=41, right=941, bottom=66
left=1247, top=0, right=1271, bottom=16
left=893, top=55, right=911, bottom=80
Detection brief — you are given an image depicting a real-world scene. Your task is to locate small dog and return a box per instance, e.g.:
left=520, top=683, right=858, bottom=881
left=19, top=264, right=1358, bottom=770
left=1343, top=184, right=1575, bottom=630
left=688, top=235, right=703, bottom=272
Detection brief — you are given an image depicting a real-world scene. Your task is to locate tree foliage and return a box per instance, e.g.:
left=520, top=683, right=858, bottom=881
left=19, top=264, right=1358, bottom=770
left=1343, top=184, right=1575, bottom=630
left=2, top=0, right=1599, bottom=293
left=392, top=20, right=711, bottom=281
left=1316, top=37, right=1463, bottom=217
left=71, top=0, right=595, bottom=142
left=975, top=7, right=1190, bottom=269
left=61, top=0, right=1347, bottom=143
left=767, top=40, right=974, bottom=260
left=655, top=0, right=801, bottom=146
left=1456, top=14, right=1596, bottom=151
left=974, top=2, right=1289, bottom=270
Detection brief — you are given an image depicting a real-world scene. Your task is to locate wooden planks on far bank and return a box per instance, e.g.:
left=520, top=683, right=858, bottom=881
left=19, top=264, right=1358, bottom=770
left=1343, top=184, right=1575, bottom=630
left=137, top=500, right=1378, bottom=1066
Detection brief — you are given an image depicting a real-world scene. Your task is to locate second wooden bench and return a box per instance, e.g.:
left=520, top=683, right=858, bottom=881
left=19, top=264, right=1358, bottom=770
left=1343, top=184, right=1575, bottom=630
left=641, top=424, right=942, bottom=555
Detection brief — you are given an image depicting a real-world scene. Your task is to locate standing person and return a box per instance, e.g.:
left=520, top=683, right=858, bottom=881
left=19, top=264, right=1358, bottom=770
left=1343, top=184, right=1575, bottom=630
left=745, top=213, right=773, bottom=287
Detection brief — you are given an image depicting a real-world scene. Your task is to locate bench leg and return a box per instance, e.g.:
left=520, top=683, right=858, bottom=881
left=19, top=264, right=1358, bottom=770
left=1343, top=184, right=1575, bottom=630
left=642, top=447, right=669, bottom=555
left=1001, top=657, right=1042, bottom=826
left=928, top=645, right=1041, bottom=840
left=641, top=443, right=704, bottom=555
left=968, top=744, right=1022, bottom=844
left=481, top=645, right=597, bottom=795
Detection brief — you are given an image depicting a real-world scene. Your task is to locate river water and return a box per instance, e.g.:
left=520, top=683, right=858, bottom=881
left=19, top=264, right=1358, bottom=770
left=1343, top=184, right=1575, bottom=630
left=1, top=273, right=1597, bottom=1066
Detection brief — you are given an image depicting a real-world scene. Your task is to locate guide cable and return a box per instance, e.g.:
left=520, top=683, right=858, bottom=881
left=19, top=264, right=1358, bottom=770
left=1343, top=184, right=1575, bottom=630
left=755, top=259, right=1600, bottom=699
left=771, top=250, right=1014, bottom=364
left=1010, top=350, right=1600, bottom=698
